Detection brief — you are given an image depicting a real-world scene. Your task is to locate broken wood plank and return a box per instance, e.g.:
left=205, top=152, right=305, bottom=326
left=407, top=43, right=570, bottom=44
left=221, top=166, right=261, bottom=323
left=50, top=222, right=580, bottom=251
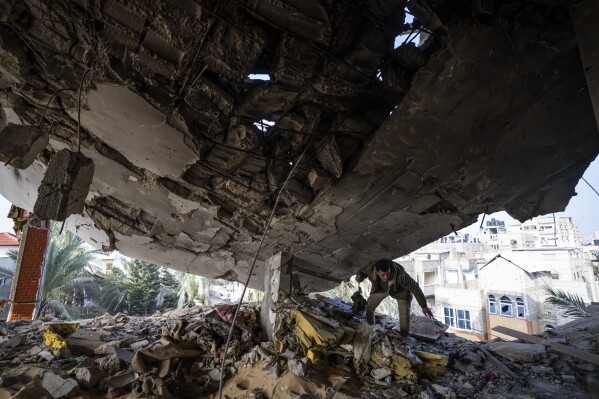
left=472, top=342, right=527, bottom=386
left=492, top=326, right=599, bottom=366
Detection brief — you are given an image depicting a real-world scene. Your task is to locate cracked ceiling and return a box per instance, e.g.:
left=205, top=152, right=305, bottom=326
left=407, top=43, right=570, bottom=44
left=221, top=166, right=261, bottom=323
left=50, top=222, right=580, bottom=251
left=0, top=0, right=598, bottom=290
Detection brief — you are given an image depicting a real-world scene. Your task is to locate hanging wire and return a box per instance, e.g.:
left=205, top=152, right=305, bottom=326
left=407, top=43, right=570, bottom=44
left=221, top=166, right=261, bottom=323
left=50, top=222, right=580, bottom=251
left=77, top=68, right=92, bottom=154
left=217, top=138, right=314, bottom=399
left=582, top=177, right=599, bottom=198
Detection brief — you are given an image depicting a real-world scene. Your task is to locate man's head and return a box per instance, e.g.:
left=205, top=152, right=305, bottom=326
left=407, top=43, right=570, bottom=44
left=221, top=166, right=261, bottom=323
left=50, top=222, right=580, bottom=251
left=374, top=260, right=391, bottom=281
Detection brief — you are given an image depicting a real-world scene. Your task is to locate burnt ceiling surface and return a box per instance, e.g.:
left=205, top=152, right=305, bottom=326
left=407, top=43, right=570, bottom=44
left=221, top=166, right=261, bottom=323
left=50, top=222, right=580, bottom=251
left=0, top=0, right=598, bottom=290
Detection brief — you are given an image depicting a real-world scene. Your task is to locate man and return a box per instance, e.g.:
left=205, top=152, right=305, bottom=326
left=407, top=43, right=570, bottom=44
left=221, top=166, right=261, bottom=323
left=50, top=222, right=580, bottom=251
left=355, top=258, right=433, bottom=337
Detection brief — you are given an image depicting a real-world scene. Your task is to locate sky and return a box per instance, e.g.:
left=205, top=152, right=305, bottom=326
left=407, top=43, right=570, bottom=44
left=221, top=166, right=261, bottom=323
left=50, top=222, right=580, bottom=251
left=0, top=157, right=597, bottom=240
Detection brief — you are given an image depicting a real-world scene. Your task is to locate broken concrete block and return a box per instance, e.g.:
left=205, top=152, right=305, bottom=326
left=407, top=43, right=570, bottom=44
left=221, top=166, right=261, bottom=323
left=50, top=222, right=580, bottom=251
left=288, top=357, right=309, bottom=377
left=38, top=350, right=54, bottom=361
left=130, top=339, right=149, bottom=350
left=208, top=368, right=223, bottom=381
left=371, top=367, right=393, bottom=380
left=487, top=342, right=547, bottom=363
left=430, top=383, right=453, bottom=398
left=42, top=372, right=80, bottom=398
left=0, top=124, right=48, bottom=169
left=74, top=367, right=101, bottom=389
left=3, top=335, right=23, bottom=348
left=308, top=169, right=330, bottom=192
left=34, top=149, right=94, bottom=221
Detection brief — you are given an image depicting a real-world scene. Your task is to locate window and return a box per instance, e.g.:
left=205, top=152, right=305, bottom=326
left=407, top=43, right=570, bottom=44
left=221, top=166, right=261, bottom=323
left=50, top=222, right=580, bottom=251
left=444, top=307, right=472, bottom=330
left=457, top=310, right=471, bottom=330
left=488, top=295, right=497, bottom=314
left=516, top=297, right=525, bottom=318
left=444, top=307, right=455, bottom=327
left=500, top=296, right=512, bottom=316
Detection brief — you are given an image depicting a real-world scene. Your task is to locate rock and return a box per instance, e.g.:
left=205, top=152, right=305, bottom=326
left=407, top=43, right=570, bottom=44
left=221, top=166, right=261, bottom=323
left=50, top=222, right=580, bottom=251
left=430, top=383, right=453, bottom=398
left=454, top=360, right=477, bottom=374
left=483, top=394, right=507, bottom=399
left=462, top=382, right=473, bottom=390
left=28, top=346, right=42, bottom=356
left=487, top=342, right=547, bottom=363
left=208, top=368, right=223, bottom=381
left=42, top=372, right=80, bottom=398
left=3, top=335, right=23, bottom=348
left=561, top=374, right=577, bottom=383
left=94, top=341, right=119, bottom=355
left=288, top=358, right=309, bottom=377
left=371, top=367, right=393, bottom=380
left=531, top=365, right=553, bottom=374
left=14, top=326, right=31, bottom=335
left=74, top=367, right=101, bottom=389
left=130, top=340, right=149, bottom=350
left=38, top=350, right=54, bottom=361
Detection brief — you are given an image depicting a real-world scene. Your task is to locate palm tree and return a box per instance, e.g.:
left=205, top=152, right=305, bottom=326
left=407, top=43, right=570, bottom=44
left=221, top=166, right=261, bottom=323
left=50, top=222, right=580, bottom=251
left=543, top=286, right=590, bottom=318
left=43, top=229, right=104, bottom=318
left=175, top=271, right=200, bottom=308
left=5, top=231, right=102, bottom=318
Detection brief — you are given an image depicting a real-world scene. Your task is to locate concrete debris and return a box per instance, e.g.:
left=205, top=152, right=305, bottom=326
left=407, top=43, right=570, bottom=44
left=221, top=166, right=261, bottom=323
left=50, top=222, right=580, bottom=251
left=0, top=123, right=48, bottom=169
left=41, top=372, right=80, bottom=398
left=0, top=296, right=596, bottom=398
left=487, top=342, right=547, bottom=363
left=34, top=149, right=94, bottom=221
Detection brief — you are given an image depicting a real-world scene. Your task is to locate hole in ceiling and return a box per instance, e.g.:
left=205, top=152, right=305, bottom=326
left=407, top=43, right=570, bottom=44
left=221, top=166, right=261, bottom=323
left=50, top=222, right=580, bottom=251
left=248, top=73, right=271, bottom=81
left=253, top=119, right=275, bottom=132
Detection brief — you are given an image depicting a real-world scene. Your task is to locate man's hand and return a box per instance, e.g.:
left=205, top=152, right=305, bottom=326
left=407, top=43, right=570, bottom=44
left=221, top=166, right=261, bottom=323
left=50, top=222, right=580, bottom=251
left=422, top=307, right=434, bottom=319
left=355, top=272, right=365, bottom=283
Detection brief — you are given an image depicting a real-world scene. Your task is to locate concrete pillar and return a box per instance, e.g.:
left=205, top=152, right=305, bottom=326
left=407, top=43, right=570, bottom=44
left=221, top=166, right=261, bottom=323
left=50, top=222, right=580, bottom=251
left=571, top=0, right=599, bottom=133
left=8, top=225, right=50, bottom=320
left=260, top=252, right=293, bottom=342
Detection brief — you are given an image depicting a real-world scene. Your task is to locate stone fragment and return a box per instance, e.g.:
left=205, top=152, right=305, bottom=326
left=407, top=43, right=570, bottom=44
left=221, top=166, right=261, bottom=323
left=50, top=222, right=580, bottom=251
left=288, top=357, right=309, bottom=377
left=371, top=367, right=393, bottom=380
left=0, top=124, right=48, bottom=169
left=483, top=395, right=507, bottom=399
left=38, top=350, right=54, bottom=361
left=208, top=368, right=223, bottom=381
left=487, top=342, right=547, bottom=363
left=3, top=335, right=23, bottom=348
left=130, top=340, right=149, bottom=350
left=42, top=372, right=80, bottom=398
left=28, top=346, right=42, bottom=356
left=74, top=367, right=101, bottom=389
left=34, top=149, right=94, bottom=221
left=308, top=169, right=330, bottom=192
left=531, top=365, right=553, bottom=374
left=561, top=374, right=577, bottom=383
left=430, top=383, right=453, bottom=398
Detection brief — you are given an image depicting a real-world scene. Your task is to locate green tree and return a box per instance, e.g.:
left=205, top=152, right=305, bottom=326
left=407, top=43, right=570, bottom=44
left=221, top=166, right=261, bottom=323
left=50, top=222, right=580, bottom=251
left=125, top=259, right=161, bottom=316
left=156, top=267, right=180, bottom=309
left=99, top=267, right=133, bottom=314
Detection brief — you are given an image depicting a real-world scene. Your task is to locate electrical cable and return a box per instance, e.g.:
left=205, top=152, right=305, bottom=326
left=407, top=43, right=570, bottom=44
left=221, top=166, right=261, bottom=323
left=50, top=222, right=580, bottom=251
left=217, top=137, right=314, bottom=399
left=77, top=68, right=92, bottom=154
left=582, top=177, right=599, bottom=198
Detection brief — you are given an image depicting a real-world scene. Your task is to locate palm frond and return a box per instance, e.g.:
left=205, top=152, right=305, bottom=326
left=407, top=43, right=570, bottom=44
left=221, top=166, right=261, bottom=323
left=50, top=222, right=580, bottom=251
left=7, top=249, right=19, bottom=261
left=0, top=265, right=13, bottom=280
left=543, top=285, right=590, bottom=318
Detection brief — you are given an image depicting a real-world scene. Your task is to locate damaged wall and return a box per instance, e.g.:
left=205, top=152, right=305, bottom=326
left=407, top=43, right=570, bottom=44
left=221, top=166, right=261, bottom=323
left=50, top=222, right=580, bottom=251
left=0, top=0, right=597, bottom=290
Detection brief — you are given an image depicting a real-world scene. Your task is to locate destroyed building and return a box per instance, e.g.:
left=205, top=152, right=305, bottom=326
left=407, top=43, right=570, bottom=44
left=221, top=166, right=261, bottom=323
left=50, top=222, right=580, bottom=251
left=0, top=0, right=598, bottom=296
left=1, top=0, right=599, bottom=396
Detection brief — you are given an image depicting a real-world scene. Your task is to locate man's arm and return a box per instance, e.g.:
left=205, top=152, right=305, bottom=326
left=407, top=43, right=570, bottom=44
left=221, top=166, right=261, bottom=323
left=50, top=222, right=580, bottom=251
left=354, top=260, right=376, bottom=283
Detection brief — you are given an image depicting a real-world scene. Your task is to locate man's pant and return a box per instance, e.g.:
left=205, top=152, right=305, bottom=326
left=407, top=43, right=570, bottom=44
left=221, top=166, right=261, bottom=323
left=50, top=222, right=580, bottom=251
left=366, top=290, right=412, bottom=337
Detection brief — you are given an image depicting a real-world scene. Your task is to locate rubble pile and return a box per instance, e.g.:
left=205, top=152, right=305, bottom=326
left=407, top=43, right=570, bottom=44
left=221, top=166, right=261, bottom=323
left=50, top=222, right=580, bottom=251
left=0, top=296, right=598, bottom=399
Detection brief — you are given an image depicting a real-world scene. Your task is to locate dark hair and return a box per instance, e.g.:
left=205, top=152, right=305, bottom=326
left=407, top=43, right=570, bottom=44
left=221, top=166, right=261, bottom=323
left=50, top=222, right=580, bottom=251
left=374, top=260, right=390, bottom=272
